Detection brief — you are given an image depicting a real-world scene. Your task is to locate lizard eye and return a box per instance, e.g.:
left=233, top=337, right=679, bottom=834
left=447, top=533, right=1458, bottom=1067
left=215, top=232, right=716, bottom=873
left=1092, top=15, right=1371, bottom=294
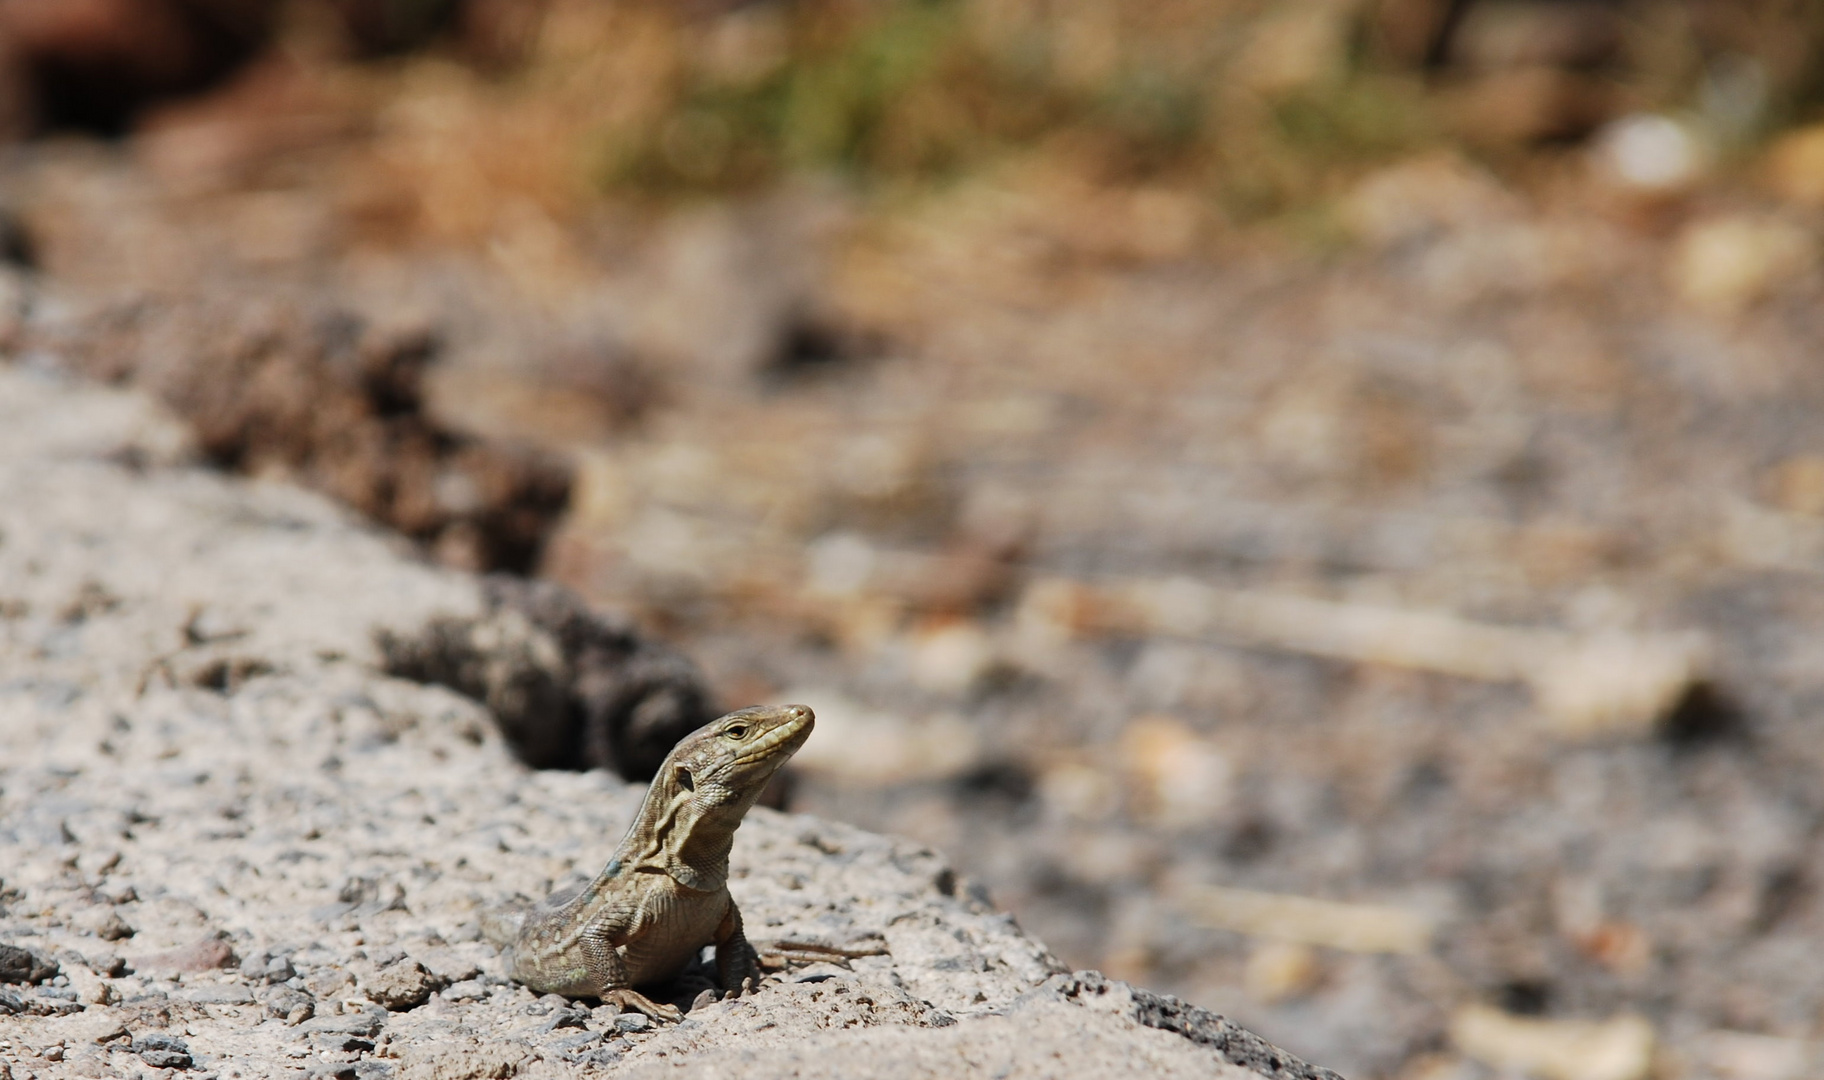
left=675, top=766, right=694, bottom=791
left=723, top=724, right=749, bottom=740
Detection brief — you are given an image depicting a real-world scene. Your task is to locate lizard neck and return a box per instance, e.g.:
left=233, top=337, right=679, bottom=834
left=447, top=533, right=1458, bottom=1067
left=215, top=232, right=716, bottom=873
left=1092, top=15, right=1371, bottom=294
left=668, top=822, right=737, bottom=892
left=613, top=778, right=738, bottom=893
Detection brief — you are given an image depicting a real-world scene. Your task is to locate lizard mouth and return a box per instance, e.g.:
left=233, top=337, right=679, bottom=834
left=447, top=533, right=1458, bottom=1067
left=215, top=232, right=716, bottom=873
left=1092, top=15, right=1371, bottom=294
left=731, top=704, right=814, bottom=768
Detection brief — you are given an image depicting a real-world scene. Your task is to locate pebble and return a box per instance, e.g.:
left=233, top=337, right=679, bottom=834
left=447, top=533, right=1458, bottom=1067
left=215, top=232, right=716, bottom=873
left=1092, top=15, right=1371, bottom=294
left=240, top=951, right=297, bottom=984
left=133, top=1033, right=194, bottom=1070
left=303, top=1012, right=385, bottom=1039
left=549, top=1029, right=602, bottom=1053
left=263, top=987, right=315, bottom=1023
left=0, top=945, right=57, bottom=985
left=134, top=935, right=236, bottom=975
left=539, top=1006, right=587, bottom=1032
left=183, top=984, right=257, bottom=1005
left=364, top=960, right=437, bottom=1012
left=439, top=979, right=485, bottom=1002
left=93, top=913, right=135, bottom=942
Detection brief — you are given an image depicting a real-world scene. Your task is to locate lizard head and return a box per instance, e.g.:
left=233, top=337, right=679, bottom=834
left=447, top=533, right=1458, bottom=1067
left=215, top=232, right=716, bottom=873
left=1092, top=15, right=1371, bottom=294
left=617, top=703, right=814, bottom=891
left=663, top=703, right=814, bottom=824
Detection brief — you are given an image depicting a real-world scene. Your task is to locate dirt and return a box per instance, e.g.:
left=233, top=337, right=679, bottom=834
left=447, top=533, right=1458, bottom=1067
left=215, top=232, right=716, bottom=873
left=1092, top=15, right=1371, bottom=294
left=4, top=9, right=1824, bottom=1079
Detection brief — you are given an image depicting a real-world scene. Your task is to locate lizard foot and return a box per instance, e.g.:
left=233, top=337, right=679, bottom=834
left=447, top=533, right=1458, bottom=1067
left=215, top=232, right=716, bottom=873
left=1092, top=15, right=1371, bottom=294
left=601, top=988, right=683, bottom=1023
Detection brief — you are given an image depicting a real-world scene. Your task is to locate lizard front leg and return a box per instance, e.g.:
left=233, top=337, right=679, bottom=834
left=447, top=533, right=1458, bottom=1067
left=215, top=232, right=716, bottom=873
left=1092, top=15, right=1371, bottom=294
left=712, top=899, right=762, bottom=998
left=581, top=919, right=683, bottom=1021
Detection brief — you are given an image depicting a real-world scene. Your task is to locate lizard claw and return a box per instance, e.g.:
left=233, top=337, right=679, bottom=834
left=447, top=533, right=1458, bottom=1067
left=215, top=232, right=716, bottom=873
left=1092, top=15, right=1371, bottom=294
left=601, top=988, right=684, bottom=1023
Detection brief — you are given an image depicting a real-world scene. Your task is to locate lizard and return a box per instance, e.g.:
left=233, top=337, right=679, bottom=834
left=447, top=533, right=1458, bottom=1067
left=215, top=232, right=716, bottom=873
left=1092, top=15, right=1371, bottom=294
left=485, top=703, right=814, bottom=1021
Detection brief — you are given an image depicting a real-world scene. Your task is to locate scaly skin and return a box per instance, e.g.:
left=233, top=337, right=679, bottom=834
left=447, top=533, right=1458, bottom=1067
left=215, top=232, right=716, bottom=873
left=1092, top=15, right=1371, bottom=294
left=493, top=704, right=814, bottom=1020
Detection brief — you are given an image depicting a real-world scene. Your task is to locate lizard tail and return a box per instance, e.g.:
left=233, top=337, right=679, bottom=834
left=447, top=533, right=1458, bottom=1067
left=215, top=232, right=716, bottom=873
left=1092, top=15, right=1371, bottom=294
left=480, top=900, right=531, bottom=947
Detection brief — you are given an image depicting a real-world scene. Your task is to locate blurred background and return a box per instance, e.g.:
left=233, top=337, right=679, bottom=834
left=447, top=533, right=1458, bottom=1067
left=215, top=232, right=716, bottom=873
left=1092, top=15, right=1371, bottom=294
left=7, top=0, right=1824, bottom=1077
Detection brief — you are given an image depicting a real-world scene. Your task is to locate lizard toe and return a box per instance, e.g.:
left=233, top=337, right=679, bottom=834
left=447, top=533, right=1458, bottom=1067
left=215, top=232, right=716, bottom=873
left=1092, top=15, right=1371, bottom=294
left=602, top=988, right=684, bottom=1022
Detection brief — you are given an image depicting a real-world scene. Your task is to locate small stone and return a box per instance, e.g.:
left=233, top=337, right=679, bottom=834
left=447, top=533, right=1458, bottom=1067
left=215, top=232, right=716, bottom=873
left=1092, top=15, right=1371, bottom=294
left=264, top=987, right=315, bottom=1023
left=538, top=1007, right=586, bottom=1032
left=134, top=934, right=235, bottom=974
left=440, top=979, right=485, bottom=1002
left=550, top=1030, right=602, bottom=1053
left=613, top=1012, right=652, bottom=1034
left=93, top=913, right=134, bottom=942
left=305, top=1012, right=385, bottom=1039
left=365, top=959, right=438, bottom=1012
left=134, top=1034, right=193, bottom=1070
left=0, top=989, right=22, bottom=1014
left=0, top=945, right=57, bottom=984
left=183, top=983, right=256, bottom=1005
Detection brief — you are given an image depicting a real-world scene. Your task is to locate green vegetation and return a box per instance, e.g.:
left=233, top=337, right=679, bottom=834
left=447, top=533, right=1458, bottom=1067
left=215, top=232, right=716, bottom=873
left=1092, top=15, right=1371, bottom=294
left=595, top=0, right=1431, bottom=208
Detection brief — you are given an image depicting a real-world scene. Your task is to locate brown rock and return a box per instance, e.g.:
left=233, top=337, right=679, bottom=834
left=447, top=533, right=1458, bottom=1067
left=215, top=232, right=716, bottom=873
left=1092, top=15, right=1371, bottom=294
left=42, top=297, right=572, bottom=575
left=133, top=933, right=235, bottom=974
left=0, top=944, right=57, bottom=984
left=93, top=912, right=135, bottom=941
left=365, top=959, right=439, bottom=1012
left=379, top=576, right=716, bottom=779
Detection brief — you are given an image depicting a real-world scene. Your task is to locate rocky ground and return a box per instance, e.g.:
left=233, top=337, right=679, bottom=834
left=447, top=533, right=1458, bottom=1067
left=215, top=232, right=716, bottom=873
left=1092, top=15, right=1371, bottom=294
left=0, top=366, right=1330, bottom=1079
left=5, top=5, right=1824, bottom=1077
left=11, top=134, right=1824, bottom=1079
